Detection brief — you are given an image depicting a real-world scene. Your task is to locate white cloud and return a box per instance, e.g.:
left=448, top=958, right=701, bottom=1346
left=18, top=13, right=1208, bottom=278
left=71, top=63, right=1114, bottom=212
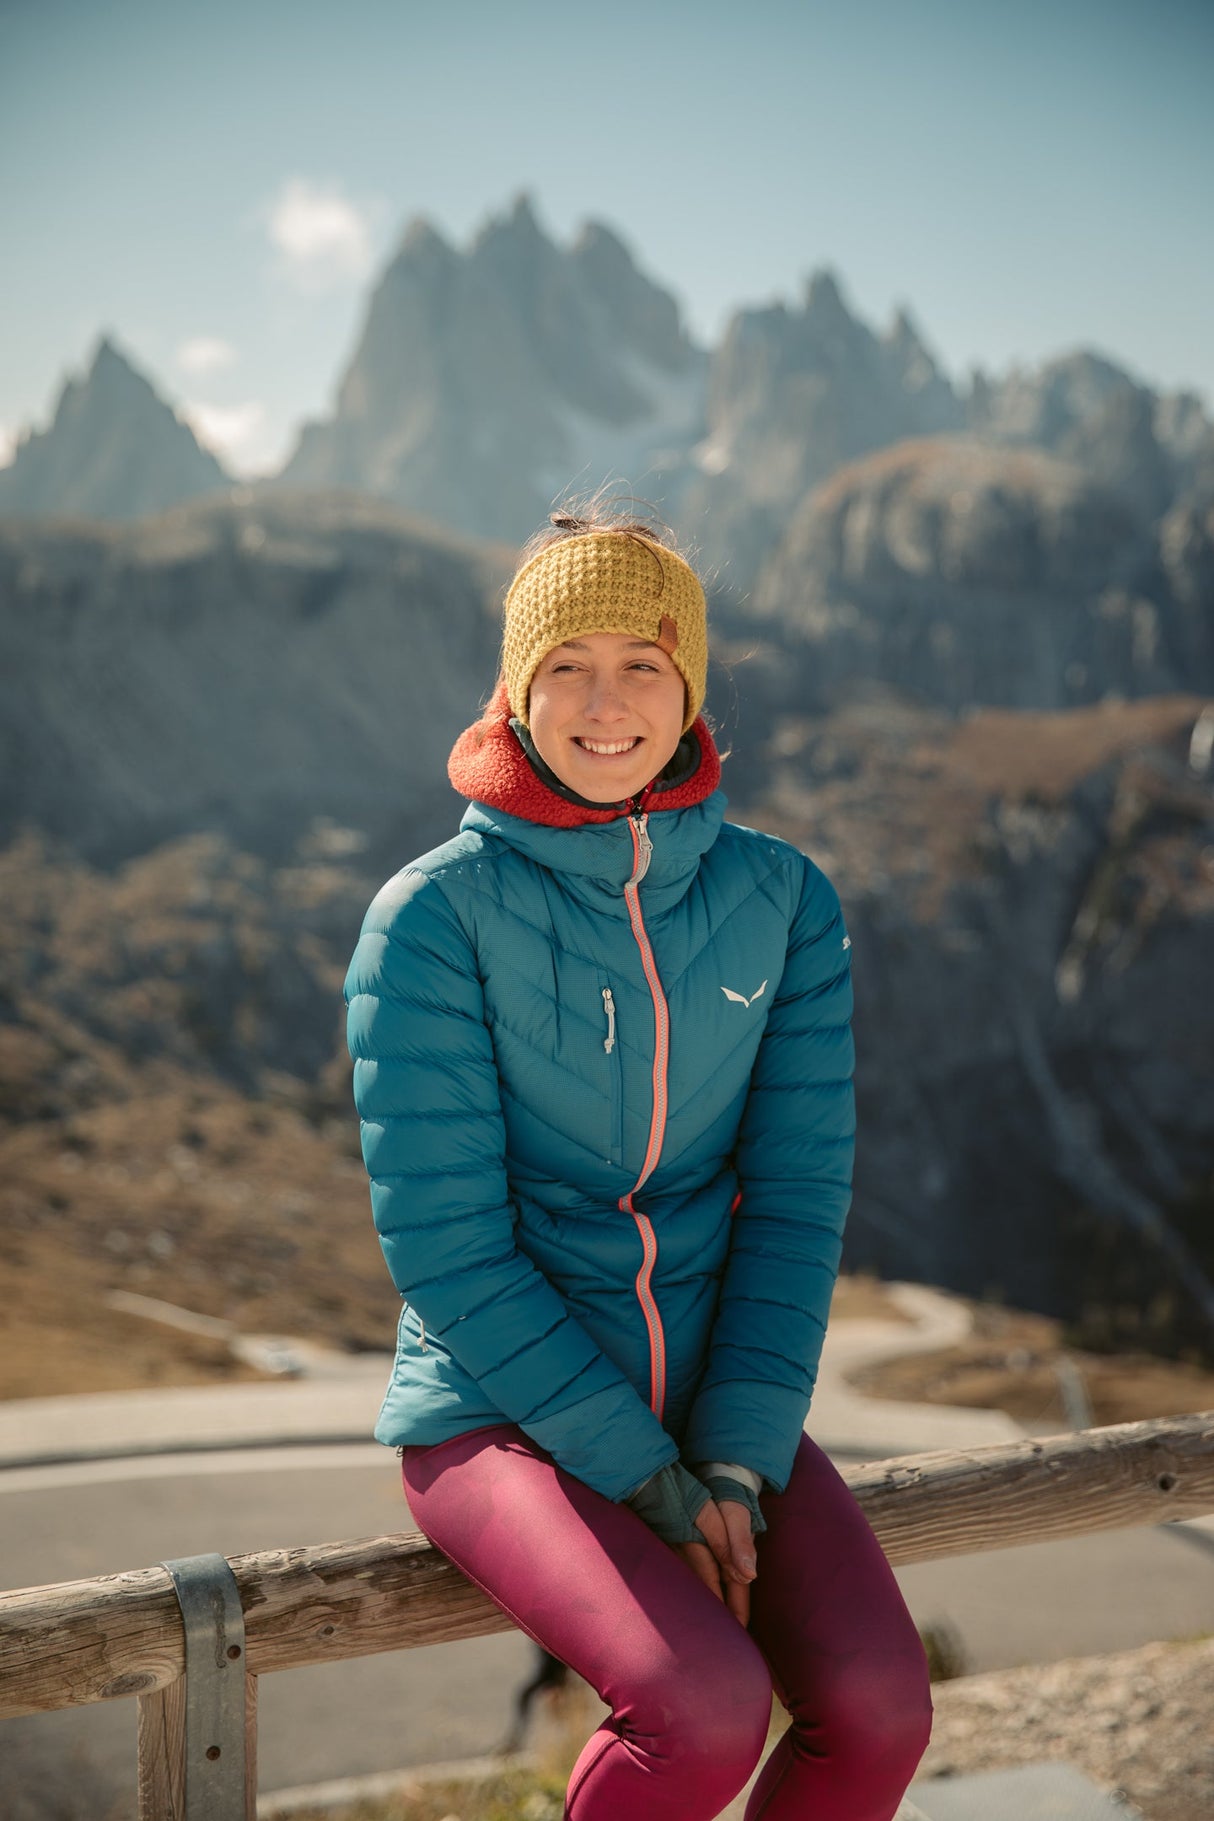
left=0, top=424, right=17, bottom=469
left=182, top=400, right=269, bottom=474
left=264, top=177, right=377, bottom=290
left=177, top=337, right=237, bottom=377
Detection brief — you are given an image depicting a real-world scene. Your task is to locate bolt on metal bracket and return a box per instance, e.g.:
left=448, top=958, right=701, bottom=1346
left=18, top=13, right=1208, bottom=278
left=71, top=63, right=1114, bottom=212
left=161, top=1553, right=248, bottom=1818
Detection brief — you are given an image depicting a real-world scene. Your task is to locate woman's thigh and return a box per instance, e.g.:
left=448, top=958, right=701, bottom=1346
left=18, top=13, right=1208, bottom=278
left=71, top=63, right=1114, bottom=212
left=752, top=1433, right=927, bottom=1675
left=402, top=1424, right=775, bottom=1820
left=746, top=1432, right=932, bottom=1811
left=402, top=1424, right=769, bottom=1717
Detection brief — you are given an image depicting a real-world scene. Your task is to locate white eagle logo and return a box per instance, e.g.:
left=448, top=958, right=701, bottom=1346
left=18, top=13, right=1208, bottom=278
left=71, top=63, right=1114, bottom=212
left=721, top=980, right=768, bottom=1009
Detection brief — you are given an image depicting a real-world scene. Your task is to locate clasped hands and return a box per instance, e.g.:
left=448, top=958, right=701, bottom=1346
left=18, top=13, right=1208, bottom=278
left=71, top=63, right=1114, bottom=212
left=626, top=1461, right=766, bottom=1626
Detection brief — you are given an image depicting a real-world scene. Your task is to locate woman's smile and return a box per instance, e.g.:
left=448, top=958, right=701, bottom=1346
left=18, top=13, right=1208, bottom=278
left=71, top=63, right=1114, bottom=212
left=574, top=736, right=641, bottom=755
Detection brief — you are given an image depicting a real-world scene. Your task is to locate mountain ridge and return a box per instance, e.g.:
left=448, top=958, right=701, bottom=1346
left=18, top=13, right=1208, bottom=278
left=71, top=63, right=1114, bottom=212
left=7, top=199, right=1209, bottom=570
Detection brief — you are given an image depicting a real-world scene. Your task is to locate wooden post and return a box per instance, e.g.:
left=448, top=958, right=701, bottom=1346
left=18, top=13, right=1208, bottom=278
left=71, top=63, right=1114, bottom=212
left=138, top=1677, right=187, bottom=1818
left=136, top=1675, right=256, bottom=1820
left=134, top=1555, right=255, bottom=1821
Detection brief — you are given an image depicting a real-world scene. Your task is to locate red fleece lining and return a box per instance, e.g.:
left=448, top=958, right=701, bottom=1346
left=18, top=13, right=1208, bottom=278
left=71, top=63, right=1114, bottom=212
left=447, top=680, right=722, bottom=827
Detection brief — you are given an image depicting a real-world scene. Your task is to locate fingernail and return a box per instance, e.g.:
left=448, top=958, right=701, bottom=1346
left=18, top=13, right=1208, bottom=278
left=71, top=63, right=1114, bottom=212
left=742, top=1556, right=755, bottom=1574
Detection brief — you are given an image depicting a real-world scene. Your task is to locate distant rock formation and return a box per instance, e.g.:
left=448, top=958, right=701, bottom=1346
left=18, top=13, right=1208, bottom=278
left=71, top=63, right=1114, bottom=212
left=0, top=492, right=506, bottom=864
left=681, top=273, right=966, bottom=590
left=967, top=349, right=1213, bottom=522
left=746, top=690, right=1214, bottom=1349
left=747, top=435, right=1196, bottom=710
left=276, top=195, right=707, bottom=542
left=0, top=337, right=230, bottom=522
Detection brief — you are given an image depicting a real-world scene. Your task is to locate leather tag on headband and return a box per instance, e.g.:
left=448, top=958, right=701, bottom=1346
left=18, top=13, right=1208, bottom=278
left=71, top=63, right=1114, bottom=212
left=656, top=613, right=679, bottom=654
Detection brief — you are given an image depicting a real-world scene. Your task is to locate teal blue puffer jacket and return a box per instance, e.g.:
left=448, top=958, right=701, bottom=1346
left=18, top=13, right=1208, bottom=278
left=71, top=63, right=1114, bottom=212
left=344, top=751, right=854, bottom=1503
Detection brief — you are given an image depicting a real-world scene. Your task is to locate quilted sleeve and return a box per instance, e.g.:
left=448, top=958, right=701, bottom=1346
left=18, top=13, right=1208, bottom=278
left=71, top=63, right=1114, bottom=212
left=344, top=866, right=679, bottom=1501
left=682, top=856, right=855, bottom=1492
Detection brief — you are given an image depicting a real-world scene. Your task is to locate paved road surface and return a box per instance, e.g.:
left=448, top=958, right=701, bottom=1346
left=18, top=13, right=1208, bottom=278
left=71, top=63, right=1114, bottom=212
left=4, top=1440, right=1213, bottom=1817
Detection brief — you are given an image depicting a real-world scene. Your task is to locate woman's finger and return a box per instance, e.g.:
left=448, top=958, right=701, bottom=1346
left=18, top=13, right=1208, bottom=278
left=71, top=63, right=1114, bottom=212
left=691, top=1497, right=734, bottom=1571
left=724, top=1573, right=751, bottom=1628
left=717, top=1498, right=758, bottom=1580
left=676, top=1539, right=725, bottom=1601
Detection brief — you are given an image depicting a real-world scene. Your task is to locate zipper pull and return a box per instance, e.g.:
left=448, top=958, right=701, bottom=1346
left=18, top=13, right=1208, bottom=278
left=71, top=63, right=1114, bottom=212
left=629, top=812, right=653, bottom=886
left=602, top=986, right=616, bottom=1053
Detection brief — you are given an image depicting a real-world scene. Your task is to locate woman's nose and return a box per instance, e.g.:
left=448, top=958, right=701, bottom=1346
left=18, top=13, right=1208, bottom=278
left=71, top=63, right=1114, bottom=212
left=585, top=675, right=628, bottom=719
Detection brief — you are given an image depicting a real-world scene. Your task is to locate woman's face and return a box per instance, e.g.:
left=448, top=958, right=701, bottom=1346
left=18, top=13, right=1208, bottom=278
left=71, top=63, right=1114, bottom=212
left=528, top=632, right=688, bottom=803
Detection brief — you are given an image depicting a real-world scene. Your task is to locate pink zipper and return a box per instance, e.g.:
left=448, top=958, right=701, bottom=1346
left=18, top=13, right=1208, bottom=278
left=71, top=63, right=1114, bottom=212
left=617, top=812, right=670, bottom=1420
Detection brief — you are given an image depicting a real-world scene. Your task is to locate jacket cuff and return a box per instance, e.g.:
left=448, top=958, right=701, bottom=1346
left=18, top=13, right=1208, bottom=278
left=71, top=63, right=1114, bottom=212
left=693, top=1461, right=763, bottom=1497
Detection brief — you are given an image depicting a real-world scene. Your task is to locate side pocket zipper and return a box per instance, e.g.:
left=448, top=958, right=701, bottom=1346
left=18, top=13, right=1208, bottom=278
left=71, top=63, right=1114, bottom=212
left=400, top=1301, right=428, bottom=1354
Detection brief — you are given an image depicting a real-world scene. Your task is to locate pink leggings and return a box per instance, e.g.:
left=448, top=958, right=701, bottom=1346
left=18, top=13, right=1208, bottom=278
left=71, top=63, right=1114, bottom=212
left=402, top=1426, right=932, bottom=1820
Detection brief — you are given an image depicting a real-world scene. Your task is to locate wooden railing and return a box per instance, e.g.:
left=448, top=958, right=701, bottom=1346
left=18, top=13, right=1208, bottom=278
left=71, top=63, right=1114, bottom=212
left=2, top=1411, right=1212, bottom=1819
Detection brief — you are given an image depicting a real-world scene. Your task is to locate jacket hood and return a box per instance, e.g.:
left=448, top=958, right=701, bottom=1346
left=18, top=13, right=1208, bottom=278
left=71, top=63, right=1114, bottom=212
left=449, top=684, right=727, bottom=915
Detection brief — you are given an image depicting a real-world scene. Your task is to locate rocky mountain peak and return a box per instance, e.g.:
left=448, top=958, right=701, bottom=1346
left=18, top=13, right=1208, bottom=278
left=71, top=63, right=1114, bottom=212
left=91, top=334, right=137, bottom=379
left=507, top=189, right=543, bottom=236
left=969, top=349, right=1179, bottom=517
left=396, top=214, right=455, bottom=263
left=572, top=217, right=634, bottom=264
left=973, top=349, right=1136, bottom=445
left=882, top=307, right=957, bottom=432
left=803, top=267, right=858, bottom=340
left=570, top=217, right=696, bottom=373
left=471, top=190, right=547, bottom=261
left=684, top=272, right=964, bottom=589
left=70, top=334, right=159, bottom=410
left=278, top=196, right=705, bottom=542
left=0, top=333, right=229, bottom=522
left=885, top=306, right=934, bottom=367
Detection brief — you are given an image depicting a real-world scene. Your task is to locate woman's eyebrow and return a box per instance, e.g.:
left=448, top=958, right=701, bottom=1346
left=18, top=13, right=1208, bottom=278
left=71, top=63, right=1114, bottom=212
left=555, top=639, right=661, bottom=652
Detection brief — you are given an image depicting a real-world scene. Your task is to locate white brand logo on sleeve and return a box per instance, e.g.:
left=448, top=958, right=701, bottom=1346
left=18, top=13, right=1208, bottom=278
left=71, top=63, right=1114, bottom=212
left=721, top=980, right=767, bottom=1009
left=843, top=935, right=852, bottom=948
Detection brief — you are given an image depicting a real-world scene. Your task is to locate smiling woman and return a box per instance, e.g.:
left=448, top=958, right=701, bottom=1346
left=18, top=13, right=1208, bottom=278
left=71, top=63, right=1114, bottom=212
left=344, top=504, right=932, bottom=1819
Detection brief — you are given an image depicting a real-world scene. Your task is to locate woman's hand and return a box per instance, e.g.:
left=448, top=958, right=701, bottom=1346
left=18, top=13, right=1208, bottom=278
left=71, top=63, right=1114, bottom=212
left=624, top=1462, right=759, bottom=1627
left=675, top=1495, right=757, bottom=1627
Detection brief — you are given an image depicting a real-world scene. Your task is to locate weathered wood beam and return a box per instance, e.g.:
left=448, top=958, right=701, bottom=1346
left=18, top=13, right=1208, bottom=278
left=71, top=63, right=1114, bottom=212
left=2, top=1410, right=1211, bottom=1720
left=845, top=1409, right=1214, bottom=1564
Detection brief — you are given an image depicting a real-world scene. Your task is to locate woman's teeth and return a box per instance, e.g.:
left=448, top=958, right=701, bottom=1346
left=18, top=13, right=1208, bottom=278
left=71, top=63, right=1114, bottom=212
left=576, top=738, right=639, bottom=755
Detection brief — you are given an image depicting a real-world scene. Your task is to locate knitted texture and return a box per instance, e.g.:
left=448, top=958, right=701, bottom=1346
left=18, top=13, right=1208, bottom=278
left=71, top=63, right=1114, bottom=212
left=502, top=532, right=708, bottom=731
left=448, top=681, right=722, bottom=827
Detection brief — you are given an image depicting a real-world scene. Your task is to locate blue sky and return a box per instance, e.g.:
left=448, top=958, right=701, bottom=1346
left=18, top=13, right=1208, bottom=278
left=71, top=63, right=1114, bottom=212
left=2, top=0, right=1212, bottom=475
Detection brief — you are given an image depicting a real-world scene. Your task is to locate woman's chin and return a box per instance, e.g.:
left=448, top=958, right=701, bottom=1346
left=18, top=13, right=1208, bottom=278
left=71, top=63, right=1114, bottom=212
left=555, top=751, right=651, bottom=802
left=572, top=781, right=642, bottom=805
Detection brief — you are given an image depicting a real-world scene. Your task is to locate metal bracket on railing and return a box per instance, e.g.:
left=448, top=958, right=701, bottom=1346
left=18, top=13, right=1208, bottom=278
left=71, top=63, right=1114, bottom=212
left=162, top=1553, right=247, bottom=1818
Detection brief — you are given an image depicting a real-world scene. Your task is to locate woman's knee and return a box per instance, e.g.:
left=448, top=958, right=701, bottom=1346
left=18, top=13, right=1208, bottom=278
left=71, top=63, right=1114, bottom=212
left=637, top=1637, right=772, bottom=1787
left=812, top=1647, right=933, bottom=1781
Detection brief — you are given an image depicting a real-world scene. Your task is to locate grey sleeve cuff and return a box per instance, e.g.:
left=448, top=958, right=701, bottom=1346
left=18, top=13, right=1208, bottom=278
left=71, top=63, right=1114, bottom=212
left=696, top=1461, right=763, bottom=1497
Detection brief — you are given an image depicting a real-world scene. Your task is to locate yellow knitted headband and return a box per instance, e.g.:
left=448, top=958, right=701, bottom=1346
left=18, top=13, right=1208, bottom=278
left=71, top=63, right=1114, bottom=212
left=502, top=532, right=708, bottom=732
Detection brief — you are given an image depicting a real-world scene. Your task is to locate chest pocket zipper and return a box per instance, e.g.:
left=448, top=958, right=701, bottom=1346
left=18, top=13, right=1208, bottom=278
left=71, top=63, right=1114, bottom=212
left=601, top=986, right=623, bottom=1166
